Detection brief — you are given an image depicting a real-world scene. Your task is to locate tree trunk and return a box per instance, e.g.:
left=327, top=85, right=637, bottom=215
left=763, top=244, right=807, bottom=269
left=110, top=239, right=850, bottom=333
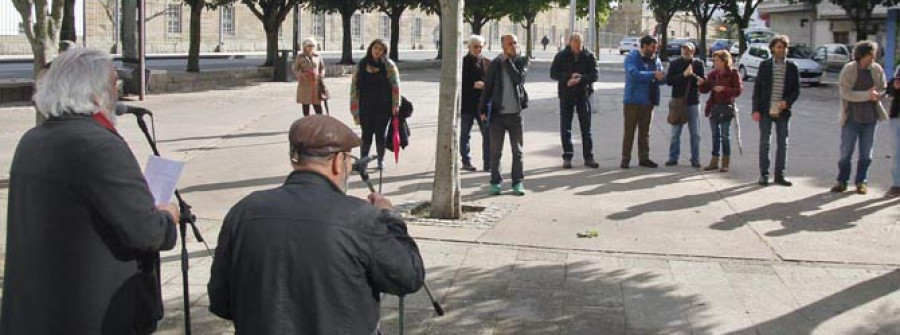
left=659, top=22, right=669, bottom=60
left=186, top=0, right=202, bottom=72
left=471, top=19, right=486, bottom=35
left=699, top=23, right=708, bottom=60
left=60, top=0, right=76, bottom=44
left=431, top=0, right=462, bottom=219
left=264, top=24, right=279, bottom=66
left=339, top=11, right=354, bottom=65
left=738, top=28, right=747, bottom=56
left=525, top=20, right=534, bottom=59
left=390, top=11, right=403, bottom=61
left=121, top=0, right=137, bottom=63
left=854, top=15, right=869, bottom=42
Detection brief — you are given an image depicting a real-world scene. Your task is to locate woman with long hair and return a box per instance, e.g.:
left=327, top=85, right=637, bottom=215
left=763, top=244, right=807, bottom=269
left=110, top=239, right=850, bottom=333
left=699, top=50, right=743, bottom=172
left=350, top=39, right=401, bottom=168
left=293, top=37, right=327, bottom=116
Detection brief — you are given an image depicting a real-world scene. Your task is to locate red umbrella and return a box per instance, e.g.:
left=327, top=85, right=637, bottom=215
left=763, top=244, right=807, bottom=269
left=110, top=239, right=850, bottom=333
left=391, top=115, right=401, bottom=163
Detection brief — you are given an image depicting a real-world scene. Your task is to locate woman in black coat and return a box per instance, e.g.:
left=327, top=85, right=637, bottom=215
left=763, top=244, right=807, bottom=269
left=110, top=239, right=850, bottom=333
left=350, top=39, right=402, bottom=168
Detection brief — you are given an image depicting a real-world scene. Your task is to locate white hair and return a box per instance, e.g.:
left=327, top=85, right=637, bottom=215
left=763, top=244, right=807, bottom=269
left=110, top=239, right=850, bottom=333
left=467, top=35, right=485, bottom=45
left=34, top=47, right=115, bottom=118
left=302, top=37, right=318, bottom=48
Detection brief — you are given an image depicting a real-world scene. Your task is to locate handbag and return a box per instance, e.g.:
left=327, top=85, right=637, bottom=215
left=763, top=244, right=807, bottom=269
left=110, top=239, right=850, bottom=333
left=710, top=103, right=736, bottom=122
left=667, top=80, right=690, bottom=125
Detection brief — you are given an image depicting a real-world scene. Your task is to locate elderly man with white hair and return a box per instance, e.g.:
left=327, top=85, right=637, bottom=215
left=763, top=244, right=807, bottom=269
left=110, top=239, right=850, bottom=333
left=550, top=33, right=599, bottom=169
left=460, top=34, right=491, bottom=172
left=1, top=47, right=179, bottom=335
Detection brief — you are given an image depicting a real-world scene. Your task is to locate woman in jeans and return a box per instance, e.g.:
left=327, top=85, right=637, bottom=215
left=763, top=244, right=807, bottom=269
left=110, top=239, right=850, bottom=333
left=293, top=37, right=327, bottom=116
left=699, top=50, right=743, bottom=172
left=350, top=39, right=401, bottom=169
left=831, top=41, right=887, bottom=195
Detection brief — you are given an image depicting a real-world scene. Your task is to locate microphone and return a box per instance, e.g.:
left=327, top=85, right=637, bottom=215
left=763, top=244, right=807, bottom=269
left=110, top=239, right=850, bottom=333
left=115, top=102, right=153, bottom=117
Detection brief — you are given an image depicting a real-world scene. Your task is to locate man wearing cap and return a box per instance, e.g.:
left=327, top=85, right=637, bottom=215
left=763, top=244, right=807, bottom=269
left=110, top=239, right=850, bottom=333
left=208, top=115, right=425, bottom=335
left=664, top=42, right=705, bottom=168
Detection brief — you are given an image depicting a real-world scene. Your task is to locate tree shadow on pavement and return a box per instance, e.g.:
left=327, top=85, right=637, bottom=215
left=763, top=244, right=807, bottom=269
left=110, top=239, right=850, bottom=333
left=156, top=131, right=287, bottom=144
left=724, top=269, right=900, bottom=335
left=379, top=257, right=713, bottom=334
left=607, top=183, right=760, bottom=221
left=710, top=193, right=900, bottom=236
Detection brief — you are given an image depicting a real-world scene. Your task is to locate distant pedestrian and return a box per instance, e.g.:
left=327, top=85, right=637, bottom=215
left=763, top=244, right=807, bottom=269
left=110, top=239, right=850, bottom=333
left=886, top=66, right=900, bottom=197
left=752, top=35, right=801, bottom=187
left=293, top=37, right=327, bottom=116
left=831, top=41, right=887, bottom=195
left=665, top=41, right=705, bottom=168
left=351, top=39, right=401, bottom=169
left=461, top=35, right=491, bottom=172
left=551, top=33, right=599, bottom=169
left=479, top=34, right=530, bottom=196
left=699, top=50, right=743, bottom=173
left=541, top=35, right=550, bottom=51
left=621, top=35, right=665, bottom=169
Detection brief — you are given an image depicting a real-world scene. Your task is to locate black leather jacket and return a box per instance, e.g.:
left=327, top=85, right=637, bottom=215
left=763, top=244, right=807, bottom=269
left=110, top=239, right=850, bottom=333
left=208, top=171, right=425, bottom=335
left=478, top=55, right=530, bottom=117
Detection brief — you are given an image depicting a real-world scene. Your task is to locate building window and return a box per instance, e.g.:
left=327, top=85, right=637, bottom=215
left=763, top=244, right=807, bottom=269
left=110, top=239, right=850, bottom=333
left=221, top=6, right=235, bottom=36
left=166, top=4, right=182, bottom=35
left=512, top=24, right=518, bottom=36
left=352, top=13, right=362, bottom=41
left=380, top=15, right=390, bottom=40
left=312, top=13, right=325, bottom=41
left=412, top=17, right=422, bottom=45
left=833, top=32, right=849, bottom=45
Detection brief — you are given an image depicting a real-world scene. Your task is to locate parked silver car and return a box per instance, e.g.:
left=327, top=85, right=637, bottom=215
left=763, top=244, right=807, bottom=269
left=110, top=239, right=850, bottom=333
left=737, top=44, right=823, bottom=86
left=814, top=44, right=854, bottom=72
left=619, top=37, right=640, bottom=55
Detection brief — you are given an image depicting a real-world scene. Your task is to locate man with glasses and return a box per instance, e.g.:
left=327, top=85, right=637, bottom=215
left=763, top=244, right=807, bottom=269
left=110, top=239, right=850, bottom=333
left=208, top=115, right=425, bottom=334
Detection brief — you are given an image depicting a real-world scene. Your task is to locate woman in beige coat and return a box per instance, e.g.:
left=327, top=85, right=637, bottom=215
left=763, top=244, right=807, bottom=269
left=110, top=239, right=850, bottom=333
left=293, top=37, right=327, bottom=116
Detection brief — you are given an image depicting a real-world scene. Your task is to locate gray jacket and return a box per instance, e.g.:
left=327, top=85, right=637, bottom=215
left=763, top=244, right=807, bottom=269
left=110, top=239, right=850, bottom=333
left=1, top=115, right=177, bottom=335
left=208, top=171, right=425, bottom=335
left=839, top=61, right=888, bottom=125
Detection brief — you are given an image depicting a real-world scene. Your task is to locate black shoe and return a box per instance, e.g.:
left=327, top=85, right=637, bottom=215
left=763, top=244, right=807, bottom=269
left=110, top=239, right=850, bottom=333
left=830, top=182, right=848, bottom=193
left=774, top=177, right=793, bottom=187
left=691, top=162, right=702, bottom=168
left=563, top=159, right=573, bottom=169
left=462, top=162, right=477, bottom=172
left=620, top=159, right=630, bottom=169
left=639, top=160, right=658, bottom=168
left=585, top=159, right=600, bottom=169
left=665, top=160, right=677, bottom=167
left=758, top=175, right=770, bottom=186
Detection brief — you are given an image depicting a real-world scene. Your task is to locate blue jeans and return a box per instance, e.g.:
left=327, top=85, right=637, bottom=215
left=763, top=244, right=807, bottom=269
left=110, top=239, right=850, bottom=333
left=460, top=112, right=490, bottom=168
left=837, top=119, right=878, bottom=184
left=759, top=116, right=791, bottom=177
left=668, top=104, right=701, bottom=164
left=560, top=96, right=594, bottom=160
left=709, top=117, right=732, bottom=157
left=893, top=119, right=900, bottom=187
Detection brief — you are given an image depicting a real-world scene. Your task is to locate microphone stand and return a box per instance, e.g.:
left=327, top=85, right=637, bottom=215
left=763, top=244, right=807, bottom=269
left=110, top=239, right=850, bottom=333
left=133, top=113, right=212, bottom=335
left=354, top=162, right=444, bottom=335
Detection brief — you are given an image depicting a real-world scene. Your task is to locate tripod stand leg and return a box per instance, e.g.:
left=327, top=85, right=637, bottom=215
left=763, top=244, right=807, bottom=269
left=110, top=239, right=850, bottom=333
left=398, top=296, right=405, bottom=335
left=422, top=283, right=444, bottom=316
left=180, top=222, right=192, bottom=335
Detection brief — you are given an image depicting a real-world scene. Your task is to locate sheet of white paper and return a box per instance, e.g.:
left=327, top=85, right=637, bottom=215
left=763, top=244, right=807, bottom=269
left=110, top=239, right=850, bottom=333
left=144, top=156, right=184, bottom=205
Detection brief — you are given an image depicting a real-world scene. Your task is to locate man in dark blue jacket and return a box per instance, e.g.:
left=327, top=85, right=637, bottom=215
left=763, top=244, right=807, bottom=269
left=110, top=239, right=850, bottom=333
left=551, top=33, right=600, bottom=169
left=665, top=42, right=705, bottom=168
left=622, top=35, right=665, bottom=169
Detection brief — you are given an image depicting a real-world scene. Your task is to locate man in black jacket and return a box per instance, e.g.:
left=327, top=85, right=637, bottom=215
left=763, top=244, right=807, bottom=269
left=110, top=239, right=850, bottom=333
left=551, top=33, right=600, bottom=169
left=752, top=35, right=801, bottom=186
left=208, top=115, right=425, bottom=335
left=461, top=34, right=490, bottom=172
left=479, top=34, right=530, bottom=196
left=665, top=42, right=705, bottom=168
left=2, top=47, right=179, bottom=335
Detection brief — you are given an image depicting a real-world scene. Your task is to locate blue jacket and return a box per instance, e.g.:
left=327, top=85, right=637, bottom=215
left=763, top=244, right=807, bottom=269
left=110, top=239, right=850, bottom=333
left=623, top=50, right=664, bottom=106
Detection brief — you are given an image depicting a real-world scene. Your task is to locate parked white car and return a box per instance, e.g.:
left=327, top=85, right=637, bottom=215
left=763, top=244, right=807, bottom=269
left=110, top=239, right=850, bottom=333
left=730, top=42, right=740, bottom=57
left=737, top=44, right=823, bottom=86
left=619, top=37, right=640, bottom=55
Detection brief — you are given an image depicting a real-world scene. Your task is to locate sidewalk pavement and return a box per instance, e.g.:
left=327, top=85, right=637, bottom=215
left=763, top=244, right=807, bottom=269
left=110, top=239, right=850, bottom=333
left=1, top=63, right=898, bottom=334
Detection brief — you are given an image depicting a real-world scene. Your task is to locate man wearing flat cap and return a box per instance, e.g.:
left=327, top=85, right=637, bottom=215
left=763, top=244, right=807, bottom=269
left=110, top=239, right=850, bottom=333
left=208, top=115, right=425, bottom=335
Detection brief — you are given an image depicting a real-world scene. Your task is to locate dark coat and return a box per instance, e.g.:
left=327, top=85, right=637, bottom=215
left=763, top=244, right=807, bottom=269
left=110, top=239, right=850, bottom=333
left=208, top=171, right=425, bottom=335
left=1, top=115, right=177, bottom=335
left=887, top=66, right=900, bottom=118
left=462, top=53, right=489, bottom=115
left=699, top=68, right=744, bottom=117
left=478, top=55, right=530, bottom=118
left=550, top=46, right=599, bottom=100
left=665, top=57, right=706, bottom=106
left=752, top=58, right=801, bottom=119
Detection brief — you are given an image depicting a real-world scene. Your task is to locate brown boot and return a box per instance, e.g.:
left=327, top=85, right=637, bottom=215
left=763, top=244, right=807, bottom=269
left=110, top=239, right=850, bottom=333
left=704, top=156, right=719, bottom=171
left=720, top=156, right=730, bottom=172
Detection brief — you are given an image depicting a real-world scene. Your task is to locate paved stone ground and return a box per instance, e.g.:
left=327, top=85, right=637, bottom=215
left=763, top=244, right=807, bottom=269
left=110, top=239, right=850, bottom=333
left=1, top=61, right=898, bottom=334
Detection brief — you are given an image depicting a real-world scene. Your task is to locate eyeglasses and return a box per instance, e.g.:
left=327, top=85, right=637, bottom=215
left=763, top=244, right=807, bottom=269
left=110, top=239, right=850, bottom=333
left=343, top=153, right=359, bottom=165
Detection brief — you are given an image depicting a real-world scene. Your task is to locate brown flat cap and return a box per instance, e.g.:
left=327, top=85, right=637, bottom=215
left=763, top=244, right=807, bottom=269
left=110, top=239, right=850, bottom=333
left=289, top=115, right=361, bottom=157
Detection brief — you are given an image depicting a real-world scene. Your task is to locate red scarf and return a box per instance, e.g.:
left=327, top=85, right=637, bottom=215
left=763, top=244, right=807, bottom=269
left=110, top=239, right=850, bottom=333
left=92, top=112, right=117, bottom=133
